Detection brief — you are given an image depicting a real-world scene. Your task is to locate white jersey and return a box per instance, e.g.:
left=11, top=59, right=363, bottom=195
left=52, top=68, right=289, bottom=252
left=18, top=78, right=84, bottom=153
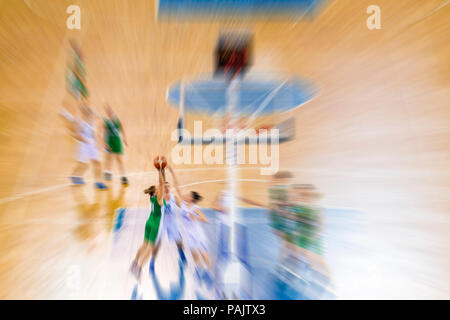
left=180, top=201, right=207, bottom=250
left=76, top=115, right=100, bottom=163
left=180, top=202, right=200, bottom=228
left=164, top=194, right=177, bottom=216
left=164, top=194, right=182, bottom=241
left=78, top=117, right=96, bottom=145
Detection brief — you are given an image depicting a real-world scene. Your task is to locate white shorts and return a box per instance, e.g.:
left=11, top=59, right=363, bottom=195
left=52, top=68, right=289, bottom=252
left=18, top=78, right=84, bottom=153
left=77, top=142, right=100, bottom=163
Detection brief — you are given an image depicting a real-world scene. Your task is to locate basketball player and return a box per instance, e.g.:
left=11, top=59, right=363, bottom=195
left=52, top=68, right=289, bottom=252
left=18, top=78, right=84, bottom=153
left=130, top=167, right=166, bottom=281
left=161, top=180, right=187, bottom=266
left=66, top=39, right=89, bottom=102
left=69, top=102, right=108, bottom=189
left=103, top=104, right=128, bottom=185
left=238, top=171, right=293, bottom=238
left=238, top=172, right=297, bottom=273
left=288, top=184, right=329, bottom=277
left=59, top=107, right=77, bottom=135
left=60, top=39, right=87, bottom=135
left=166, top=166, right=213, bottom=287
left=146, top=179, right=187, bottom=271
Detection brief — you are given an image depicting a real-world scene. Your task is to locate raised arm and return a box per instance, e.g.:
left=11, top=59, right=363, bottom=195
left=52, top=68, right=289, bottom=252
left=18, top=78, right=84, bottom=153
left=120, top=120, right=128, bottom=146
left=98, top=120, right=108, bottom=151
left=103, top=123, right=110, bottom=151
left=237, top=196, right=297, bottom=220
left=238, top=196, right=268, bottom=209
left=70, top=121, right=88, bottom=143
left=157, top=168, right=165, bottom=205
left=212, top=192, right=226, bottom=213
left=192, top=207, right=208, bottom=223
left=167, top=166, right=183, bottom=201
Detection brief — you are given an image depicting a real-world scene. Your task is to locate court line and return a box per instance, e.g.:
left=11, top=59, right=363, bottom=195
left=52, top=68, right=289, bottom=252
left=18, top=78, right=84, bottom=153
left=0, top=178, right=269, bottom=205
left=4, top=6, right=89, bottom=219
left=0, top=168, right=269, bottom=204
left=0, top=183, right=72, bottom=205
left=0, top=166, right=365, bottom=212
left=0, top=167, right=252, bottom=203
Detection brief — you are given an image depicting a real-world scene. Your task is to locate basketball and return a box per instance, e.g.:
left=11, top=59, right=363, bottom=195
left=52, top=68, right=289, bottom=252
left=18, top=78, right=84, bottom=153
left=154, top=155, right=167, bottom=170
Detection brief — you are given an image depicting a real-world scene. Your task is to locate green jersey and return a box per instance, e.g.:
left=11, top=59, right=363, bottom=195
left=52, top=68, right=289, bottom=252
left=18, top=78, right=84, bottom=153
left=66, top=50, right=89, bottom=99
left=104, top=117, right=123, bottom=154
left=288, top=204, right=323, bottom=254
left=144, top=196, right=166, bottom=244
left=268, top=185, right=289, bottom=232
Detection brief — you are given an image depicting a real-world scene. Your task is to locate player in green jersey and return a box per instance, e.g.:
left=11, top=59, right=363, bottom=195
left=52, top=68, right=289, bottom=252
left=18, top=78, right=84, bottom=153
left=130, top=167, right=166, bottom=281
left=287, top=184, right=329, bottom=277
left=66, top=39, right=89, bottom=101
left=103, top=105, right=128, bottom=185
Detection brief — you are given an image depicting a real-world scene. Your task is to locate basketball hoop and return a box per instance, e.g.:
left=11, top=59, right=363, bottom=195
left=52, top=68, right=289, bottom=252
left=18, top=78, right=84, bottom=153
left=167, top=71, right=314, bottom=144
left=166, top=64, right=316, bottom=301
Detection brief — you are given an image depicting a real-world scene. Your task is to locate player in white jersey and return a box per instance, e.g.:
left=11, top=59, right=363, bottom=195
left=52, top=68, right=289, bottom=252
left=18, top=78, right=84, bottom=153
left=69, top=103, right=108, bottom=189
left=162, top=185, right=187, bottom=265
left=166, top=167, right=213, bottom=287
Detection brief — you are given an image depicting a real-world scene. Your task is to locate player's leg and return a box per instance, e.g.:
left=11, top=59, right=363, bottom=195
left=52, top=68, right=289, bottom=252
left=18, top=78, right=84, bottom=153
left=199, top=249, right=211, bottom=270
left=87, top=143, right=107, bottom=189
left=133, top=242, right=147, bottom=264
left=132, top=220, right=155, bottom=268
left=132, top=243, right=145, bottom=271
left=190, top=249, right=204, bottom=282
left=293, top=240, right=332, bottom=298
left=193, top=246, right=213, bottom=292
left=140, top=243, right=154, bottom=267
left=152, top=240, right=162, bottom=259
left=131, top=242, right=153, bottom=280
left=115, top=154, right=128, bottom=185
left=175, top=240, right=187, bottom=265
left=139, top=215, right=162, bottom=271
left=200, top=248, right=213, bottom=286
left=92, top=160, right=107, bottom=189
left=148, top=240, right=162, bottom=273
left=297, top=234, right=329, bottom=277
left=103, top=151, right=112, bottom=181
left=166, top=218, right=186, bottom=264
left=71, top=161, right=87, bottom=185
left=305, top=250, right=329, bottom=274
left=71, top=141, right=89, bottom=184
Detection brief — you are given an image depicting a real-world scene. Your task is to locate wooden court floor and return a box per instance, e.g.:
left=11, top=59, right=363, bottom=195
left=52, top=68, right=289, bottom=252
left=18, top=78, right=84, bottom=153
left=0, top=0, right=448, bottom=299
